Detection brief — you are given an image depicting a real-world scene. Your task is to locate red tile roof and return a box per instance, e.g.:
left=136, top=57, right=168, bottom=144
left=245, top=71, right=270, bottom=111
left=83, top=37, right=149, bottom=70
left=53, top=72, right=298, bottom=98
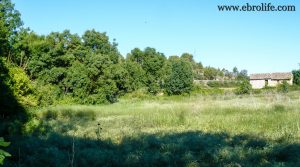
left=250, top=72, right=292, bottom=80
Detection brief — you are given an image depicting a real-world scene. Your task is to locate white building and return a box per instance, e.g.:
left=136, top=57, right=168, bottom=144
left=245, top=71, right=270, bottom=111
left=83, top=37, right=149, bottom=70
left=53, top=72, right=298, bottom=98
left=250, top=72, right=293, bottom=89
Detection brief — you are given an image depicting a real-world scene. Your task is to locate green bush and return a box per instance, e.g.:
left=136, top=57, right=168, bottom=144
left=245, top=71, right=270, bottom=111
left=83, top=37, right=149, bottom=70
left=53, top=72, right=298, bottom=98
left=207, top=80, right=240, bottom=88
left=42, top=107, right=96, bottom=122
left=22, top=117, right=41, bottom=135
left=33, top=83, right=62, bottom=106
left=235, top=80, right=252, bottom=95
left=192, top=86, right=225, bottom=95
left=277, top=81, right=289, bottom=93
left=44, top=109, right=59, bottom=120
left=6, top=67, right=32, bottom=97
left=2, top=64, right=36, bottom=106
left=123, top=88, right=152, bottom=100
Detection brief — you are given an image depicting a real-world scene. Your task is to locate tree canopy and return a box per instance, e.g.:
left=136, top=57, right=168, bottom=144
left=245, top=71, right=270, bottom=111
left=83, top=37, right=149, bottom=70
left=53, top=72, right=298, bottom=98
left=164, top=57, right=193, bottom=95
left=0, top=0, right=249, bottom=107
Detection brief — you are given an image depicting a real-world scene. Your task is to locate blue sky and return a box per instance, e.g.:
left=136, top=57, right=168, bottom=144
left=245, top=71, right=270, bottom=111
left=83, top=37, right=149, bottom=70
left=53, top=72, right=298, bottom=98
left=12, top=0, right=300, bottom=74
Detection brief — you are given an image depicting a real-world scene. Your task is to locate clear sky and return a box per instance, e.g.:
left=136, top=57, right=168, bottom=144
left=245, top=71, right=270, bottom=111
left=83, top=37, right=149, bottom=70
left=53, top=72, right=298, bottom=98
left=12, top=0, right=300, bottom=74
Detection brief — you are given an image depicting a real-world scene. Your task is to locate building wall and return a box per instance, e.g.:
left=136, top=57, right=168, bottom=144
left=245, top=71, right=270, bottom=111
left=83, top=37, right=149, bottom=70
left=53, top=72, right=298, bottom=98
left=288, top=78, right=293, bottom=85
left=250, top=80, right=265, bottom=89
left=250, top=79, right=293, bottom=89
left=269, top=79, right=293, bottom=86
left=268, top=79, right=278, bottom=87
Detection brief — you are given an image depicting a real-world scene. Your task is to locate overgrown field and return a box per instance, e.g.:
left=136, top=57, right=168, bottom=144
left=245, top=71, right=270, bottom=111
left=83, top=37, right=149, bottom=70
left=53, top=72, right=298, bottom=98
left=6, top=91, right=300, bottom=167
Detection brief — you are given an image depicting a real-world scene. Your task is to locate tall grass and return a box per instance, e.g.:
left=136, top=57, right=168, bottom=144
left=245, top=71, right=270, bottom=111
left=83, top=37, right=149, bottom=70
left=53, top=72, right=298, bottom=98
left=7, top=91, right=300, bottom=166
left=27, top=91, right=300, bottom=142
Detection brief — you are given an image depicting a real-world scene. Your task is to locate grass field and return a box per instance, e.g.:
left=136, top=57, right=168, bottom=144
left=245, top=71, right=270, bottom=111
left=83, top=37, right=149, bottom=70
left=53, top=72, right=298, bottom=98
left=7, top=91, right=300, bottom=167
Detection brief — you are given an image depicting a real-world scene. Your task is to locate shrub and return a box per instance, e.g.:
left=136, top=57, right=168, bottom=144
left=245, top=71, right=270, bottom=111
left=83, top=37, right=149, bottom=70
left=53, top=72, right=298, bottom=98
left=42, top=107, right=96, bottom=122
left=123, top=88, right=151, bottom=100
left=22, top=117, right=41, bottom=135
left=277, top=81, right=289, bottom=93
left=207, top=80, right=240, bottom=88
left=2, top=64, right=37, bottom=106
left=192, top=87, right=225, bottom=95
left=6, top=67, right=32, bottom=97
left=235, top=80, right=252, bottom=95
left=44, top=109, right=59, bottom=120
left=34, top=83, right=61, bottom=106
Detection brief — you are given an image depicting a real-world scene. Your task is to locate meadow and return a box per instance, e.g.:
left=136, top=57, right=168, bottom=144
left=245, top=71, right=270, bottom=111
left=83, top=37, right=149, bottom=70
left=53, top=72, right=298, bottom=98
left=5, top=91, right=300, bottom=167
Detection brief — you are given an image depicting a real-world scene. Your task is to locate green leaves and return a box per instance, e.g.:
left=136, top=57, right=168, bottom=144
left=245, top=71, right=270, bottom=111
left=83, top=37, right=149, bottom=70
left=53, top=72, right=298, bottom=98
left=0, top=0, right=23, bottom=56
left=127, top=47, right=166, bottom=94
left=0, top=137, right=11, bottom=165
left=0, top=138, right=10, bottom=147
left=292, top=70, right=300, bottom=85
left=277, top=80, right=289, bottom=93
left=235, top=79, right=252, bottom=95
left=164, top=57, right=193, bottom=95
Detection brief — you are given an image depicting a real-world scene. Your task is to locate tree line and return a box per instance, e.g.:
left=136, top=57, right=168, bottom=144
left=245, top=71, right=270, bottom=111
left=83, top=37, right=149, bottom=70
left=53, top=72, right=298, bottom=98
left=0, top=0, right=251, bottom=108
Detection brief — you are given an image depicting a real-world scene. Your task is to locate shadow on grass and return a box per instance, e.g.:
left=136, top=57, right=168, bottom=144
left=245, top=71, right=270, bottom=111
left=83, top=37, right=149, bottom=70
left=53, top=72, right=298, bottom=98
left=5, top=131, right=300, bottom=167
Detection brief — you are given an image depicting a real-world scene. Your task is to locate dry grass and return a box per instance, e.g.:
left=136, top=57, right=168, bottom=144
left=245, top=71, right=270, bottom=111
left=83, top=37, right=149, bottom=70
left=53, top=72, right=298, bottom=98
left=10, top=91, right=300, bottom=166
left=33, top=91, right=300, bottom=143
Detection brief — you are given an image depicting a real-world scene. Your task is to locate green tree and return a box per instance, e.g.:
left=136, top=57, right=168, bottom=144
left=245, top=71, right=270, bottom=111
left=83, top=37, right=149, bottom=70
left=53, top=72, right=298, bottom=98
left=122, top=60, right=146, bottom=92
left=0, top=0, right=22, bottom=56
left=82, top=29, right=120, bottom=63
left=236, top=69, right=249, bottom=80
left=64, top=61, right=92, bottom=100
left=127, top=47, right=166, bottom=94
left=143, top=48, right=166, bottom=94
left=164, top=57, right=193, bottom=95
left=233, top=66, right=239, bottom=77
left=181, top=53, right=204, bottom=80
left=203, top=66, right=218, bottom=80
left=19, top=29, right=125, bottom=105
left=181, top=53, right=194, bottom=62
left=292, top=70, right=300, bottom=85
left=109, top=63, right=131, bottom=95
left=193, top=62, right=204, bottom=80
left=127, top=48, right=144, bottom=65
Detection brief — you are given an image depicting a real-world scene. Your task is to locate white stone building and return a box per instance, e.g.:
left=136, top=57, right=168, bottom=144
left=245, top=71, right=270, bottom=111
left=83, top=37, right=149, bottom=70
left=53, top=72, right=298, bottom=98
left=250, top=72, right=293, bottom=89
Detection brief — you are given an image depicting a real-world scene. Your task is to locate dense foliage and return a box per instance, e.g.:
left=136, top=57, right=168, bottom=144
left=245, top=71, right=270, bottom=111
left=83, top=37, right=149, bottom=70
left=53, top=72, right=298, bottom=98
left=164, top=56, right=193, bottom=95
left=292, top=70, right=300, bottom=85
left=235, top=79, right=252, bottom=95
left=1, top=15, right=248, bottom=106
left=127, top=47, right=166, bottom=94
left=2, top=25, right=244, bottom=106
left=207, top=80, right=240, bottom=88
left=277, top=81, right=289, bottom=93
left=2, top=0, right=300, bottom=166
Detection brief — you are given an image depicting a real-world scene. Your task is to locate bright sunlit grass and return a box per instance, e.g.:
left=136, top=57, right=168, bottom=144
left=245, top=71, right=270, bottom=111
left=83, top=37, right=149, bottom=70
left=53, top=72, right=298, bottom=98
left=34, top=91, right=300, bottom=143
left=17, top=91, right=300, bottom=166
